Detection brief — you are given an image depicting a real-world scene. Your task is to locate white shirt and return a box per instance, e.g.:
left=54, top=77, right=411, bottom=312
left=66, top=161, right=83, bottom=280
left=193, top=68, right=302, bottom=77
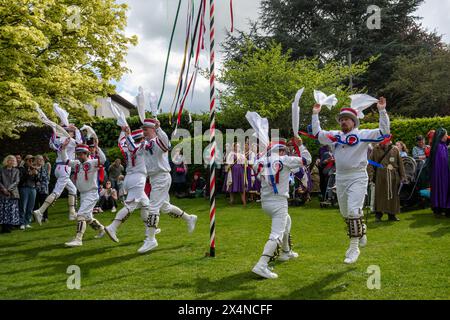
left=225, top=151, right=246, bottom=165
left=301, top=145, right=312, bottom=166
left=50, top=130, right=83, bottom=163
left=143, top=128, right=172, bottom=176
left=290, top=145, right=312, bottom=174
left=62, top=148, right=106, bottom=193
left=255, top=154, right=304, bottom=199
left=118, top=132, right=147, bottom=176
left=312, top=110, right=390, bottom=173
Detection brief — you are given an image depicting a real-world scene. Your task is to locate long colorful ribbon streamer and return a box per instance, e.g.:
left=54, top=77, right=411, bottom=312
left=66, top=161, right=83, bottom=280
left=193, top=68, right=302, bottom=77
left=176, top=0, right=206, bottom=125
left=158, top=0, right=182, bottom=110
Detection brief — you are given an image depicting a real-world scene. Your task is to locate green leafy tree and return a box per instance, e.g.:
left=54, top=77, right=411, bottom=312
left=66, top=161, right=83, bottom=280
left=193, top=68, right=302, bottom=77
left=383, top=48, right=450, bottom=117
left=0, top=0, right=137, bottom=138
left=219, top=42, right=372, bottom=136
left=223, top=0, right=444, bottom=96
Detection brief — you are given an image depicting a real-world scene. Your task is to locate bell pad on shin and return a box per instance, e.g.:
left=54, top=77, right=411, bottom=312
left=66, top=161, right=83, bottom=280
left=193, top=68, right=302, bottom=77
left=120, top=208, right=132, bottom=223
left=167, top=211, right=184, bottom=219
left=76, top=220, right=87, bottom=233
left=88, top=219, right=104, bottom=231
left=347, top=218, right=364, bottom=238
left=147, top=214, right=160, bottom=228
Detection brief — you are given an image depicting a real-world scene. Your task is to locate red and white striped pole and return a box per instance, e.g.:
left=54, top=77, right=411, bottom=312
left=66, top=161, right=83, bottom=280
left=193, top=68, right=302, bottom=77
left=208, top=0, right=216, bottom=257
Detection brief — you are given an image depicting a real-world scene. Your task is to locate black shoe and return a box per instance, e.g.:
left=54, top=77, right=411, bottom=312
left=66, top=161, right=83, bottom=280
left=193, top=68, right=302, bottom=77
left=444, top=209, right=450, bottom=218
left=1, top=225, right=11, bottom=234
left=388, top=215, right=400, bottom=222
left=375, top=212, right=383, bottom=222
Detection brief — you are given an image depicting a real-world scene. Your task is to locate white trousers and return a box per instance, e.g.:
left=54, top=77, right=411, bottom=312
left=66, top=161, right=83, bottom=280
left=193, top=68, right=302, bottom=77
left=335, top=170, right=368, bottom=219
left=123, top=172, right=150, bottom=208
left=148, top=172, right=179, bottom=216
left=261, top=198, right=291, bottom=243
left=77, top=191, right=99, bottom=221
left=53, top=164, right=77, bottom=196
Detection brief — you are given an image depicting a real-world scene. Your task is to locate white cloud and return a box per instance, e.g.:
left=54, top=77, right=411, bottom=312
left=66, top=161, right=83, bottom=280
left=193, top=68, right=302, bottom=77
left=416, top=0, right=450, bottom=43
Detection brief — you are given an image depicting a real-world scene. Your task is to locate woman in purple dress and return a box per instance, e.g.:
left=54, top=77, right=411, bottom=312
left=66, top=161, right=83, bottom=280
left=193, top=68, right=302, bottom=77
left=429, top=128, right=450, bottom=218
left=223, top=143, right=246, bottom=205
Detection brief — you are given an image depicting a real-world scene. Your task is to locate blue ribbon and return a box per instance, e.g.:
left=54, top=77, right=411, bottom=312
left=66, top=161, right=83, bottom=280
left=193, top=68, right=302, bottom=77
left=334, top=134, right=390, bottom=146
left=267, top=162, right=278, bottom=194
left=368, top=160, right=384, bottom=168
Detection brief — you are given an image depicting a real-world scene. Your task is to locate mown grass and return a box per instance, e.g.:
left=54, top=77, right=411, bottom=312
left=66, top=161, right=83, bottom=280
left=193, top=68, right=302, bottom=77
left=0, top=196, right=449, bottom=300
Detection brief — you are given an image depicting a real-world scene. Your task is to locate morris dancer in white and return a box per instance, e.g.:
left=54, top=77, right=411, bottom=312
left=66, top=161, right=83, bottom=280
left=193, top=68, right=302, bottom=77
left=252, top=138, right=304, bottom=279
left=311, top=97, right=390, bottom=264
left=138, top=118, right=197, bottom=254
left=33, top=105, right=83, bottom=223
left=33, top=125, right=83, bottom=224
left=61, top=142, right=106, bottom=247
left=104, top=127, right=154, bottom=253
left=246, top=110, right=303, bottom=279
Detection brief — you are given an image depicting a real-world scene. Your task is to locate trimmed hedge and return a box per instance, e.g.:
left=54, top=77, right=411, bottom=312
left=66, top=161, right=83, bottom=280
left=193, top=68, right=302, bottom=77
left=361, top=116, right=450, bottom=151
left=0, top=126, right=54, bottom=160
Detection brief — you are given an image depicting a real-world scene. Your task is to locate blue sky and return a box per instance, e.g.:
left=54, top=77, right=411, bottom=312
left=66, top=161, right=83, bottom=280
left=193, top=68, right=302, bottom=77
left=115, top=0, right=450, bottom=114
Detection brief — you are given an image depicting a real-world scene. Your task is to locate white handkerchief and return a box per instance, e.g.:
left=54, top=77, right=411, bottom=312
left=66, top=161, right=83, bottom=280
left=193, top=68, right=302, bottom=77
left=80, top=125, right=97, bottom=140
left=245, top=112, right=269, bottom=148
left=314, top=90, right=338, bottom=110
left=149, top=92, right=159, bottom=116
left=108, top=98, right=128, bottom=128
left=53, top=103, right=70, bottom=127
left=292, top=88, right=304, bottom=138
left=350, top=94, right=378, bottom=119
left=36, top=105, right=70, bottom=138
left=136, top=86, right=146, bottom=124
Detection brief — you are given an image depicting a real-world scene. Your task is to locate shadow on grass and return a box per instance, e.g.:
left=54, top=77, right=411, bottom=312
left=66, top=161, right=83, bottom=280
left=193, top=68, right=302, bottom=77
left=172, top=271, right=258, bottom=299
left=25, top=223, right=73, bottom=232
left=281, top=268, right=356, bottom=300
left=406, top=213, right=450, bottom=234
left=0, top=279, right=68, bottom=299
left=171, top=268, right=356, bottom=300
left=427, top=226, right=450, bottom=238
left=366, top=220, right=399, bottom=230
left=0, top=237, right=56, bottom=249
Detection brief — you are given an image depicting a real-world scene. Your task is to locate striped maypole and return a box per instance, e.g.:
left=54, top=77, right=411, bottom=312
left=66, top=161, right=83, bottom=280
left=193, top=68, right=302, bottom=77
left=208, top=0, right=216, bottom=257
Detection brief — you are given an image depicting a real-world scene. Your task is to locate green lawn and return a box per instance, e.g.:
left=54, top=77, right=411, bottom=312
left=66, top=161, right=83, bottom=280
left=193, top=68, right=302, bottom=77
left=0, top=196, right=449, bottom=300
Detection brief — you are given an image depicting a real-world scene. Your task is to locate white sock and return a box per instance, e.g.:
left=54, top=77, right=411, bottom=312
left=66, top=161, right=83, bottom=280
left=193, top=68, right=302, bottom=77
left=146, top=226, right=157, bottom=241
left=110, top=207, right=131, bottom=231
left=75, top=220, right=86, bottom=241
left=257, top=240, right=278, bottom=266
left=281, top=215, right=292, bottom=252
left=350, top=237, right=359, bottom=250
left=169, top=205, right=191, bottom=221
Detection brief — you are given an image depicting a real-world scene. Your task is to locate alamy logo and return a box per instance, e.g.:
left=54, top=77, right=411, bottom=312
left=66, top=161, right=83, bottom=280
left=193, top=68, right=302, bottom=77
left=67, top=6, right=81, bottom=30
left=366, top=265, right=381, bottom=290
left=66, top=265, right=81, bottom=290
left=367, top=5, right=381, bottom=30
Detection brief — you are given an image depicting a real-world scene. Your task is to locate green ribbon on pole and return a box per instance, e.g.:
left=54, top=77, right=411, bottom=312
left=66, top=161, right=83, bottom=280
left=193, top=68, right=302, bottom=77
left=158, top=0, right=182, bottom=109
